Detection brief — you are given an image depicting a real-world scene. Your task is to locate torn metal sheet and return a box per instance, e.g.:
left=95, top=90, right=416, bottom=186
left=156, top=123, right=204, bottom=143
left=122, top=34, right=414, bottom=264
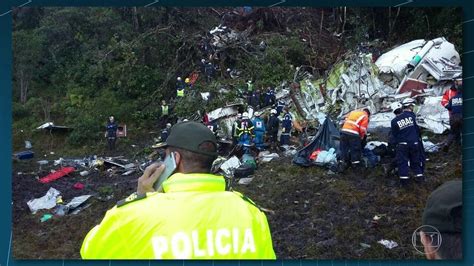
left=416, top=96, right=450, bottom=134
left=375, top=37, right=461, bottom=96
left=376, top=39, right=426, bottom=84
left=207, top=104, right=241, bottom=121
left=367, top=112, right=395, bottom=134
left=36, top=122, right=72, bottom=131
left=27, top=187, right=61, bottom=214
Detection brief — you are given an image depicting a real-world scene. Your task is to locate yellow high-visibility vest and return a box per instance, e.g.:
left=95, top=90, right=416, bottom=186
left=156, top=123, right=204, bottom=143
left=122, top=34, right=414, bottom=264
left=81, top=173, right=276, bottom=259
left=161, top=105, right=169, bottom=116
left=177, top=89, right=185, bottom=97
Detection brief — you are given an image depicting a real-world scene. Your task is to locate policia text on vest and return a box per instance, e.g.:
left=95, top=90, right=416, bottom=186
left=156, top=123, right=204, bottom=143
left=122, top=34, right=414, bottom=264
left=152, top=228, right=256, bottom=259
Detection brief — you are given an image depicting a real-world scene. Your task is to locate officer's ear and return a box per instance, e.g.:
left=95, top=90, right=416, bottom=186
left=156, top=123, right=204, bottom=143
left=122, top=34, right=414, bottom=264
left=173, top=151, right=182, bottom=168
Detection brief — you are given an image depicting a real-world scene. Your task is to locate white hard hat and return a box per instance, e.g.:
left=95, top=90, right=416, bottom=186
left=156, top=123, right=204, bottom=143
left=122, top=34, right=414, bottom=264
left=271, top=109, right=277, bottom=114
left=242, top=112, right=249, bottom=118
left=177, top=77, right=182, bottom=81
left=390, top=102, right=403, bottom=113
left=402, top=98, right=416, bottom=107
left=166, top=123, right=172, bottom=128
left=226, top=68, right=231, bottom=72
left=183, top=119, right=189, bottom=122
left=254, top=111, right=261, bottom=117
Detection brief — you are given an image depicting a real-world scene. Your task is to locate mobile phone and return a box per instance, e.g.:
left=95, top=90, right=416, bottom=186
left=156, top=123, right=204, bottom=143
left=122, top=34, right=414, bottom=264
left=153, top=152, right=177, bottom=192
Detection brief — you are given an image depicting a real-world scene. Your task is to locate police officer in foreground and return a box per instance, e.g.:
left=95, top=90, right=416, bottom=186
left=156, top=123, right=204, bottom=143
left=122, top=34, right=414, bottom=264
left=81, top=121, right=275, bottom=259
left=391, top=98, right=424, bottom=187
left=420, top=180, right=462, bottom=259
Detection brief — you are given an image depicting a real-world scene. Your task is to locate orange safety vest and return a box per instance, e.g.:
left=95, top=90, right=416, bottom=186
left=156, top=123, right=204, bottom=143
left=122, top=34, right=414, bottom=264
left=441, top=88, right=456, bottom=107
left=341, top=110, right=369, bottom=138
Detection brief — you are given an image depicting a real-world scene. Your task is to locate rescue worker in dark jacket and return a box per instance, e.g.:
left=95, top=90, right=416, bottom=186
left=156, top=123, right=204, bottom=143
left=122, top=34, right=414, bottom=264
left=160, top=123, right=172, bottom=142
left=443, top=87, right=463, bottom=151
left=267, top=109, right=280, bottom=149
left=275, top=100, right=285, bottom=116
left=248, top=90, right=261, bottom=109
left=340, top=108, right=370, bottom=170
left=391, top=98, right=424, bottom=187
left=206, top=119, right=219, bottom=138
left=105, top=116, right=118, bottom=151
left=280, top=108, right=292, bottom=146
left=264, top=87, right=276, bottom=107
left=384, top=102, right=403, bottom=176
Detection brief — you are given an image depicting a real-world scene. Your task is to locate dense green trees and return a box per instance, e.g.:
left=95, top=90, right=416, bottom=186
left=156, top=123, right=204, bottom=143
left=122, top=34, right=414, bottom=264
left=12, top=7, right=462, bottom=147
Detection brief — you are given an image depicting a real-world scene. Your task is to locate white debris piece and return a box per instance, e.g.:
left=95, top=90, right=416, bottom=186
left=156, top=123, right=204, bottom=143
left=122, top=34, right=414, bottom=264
left=367, top=112, right=395, bottom=133
left=220, top=156, right=241, bottom=176
left=207, top=105, right=240, bottom=121
left=365, top=141, right=388, bottom=151
left=27, top=187, right=61, bottom=214
left=65, top=195, right=92, bottom=209
left=37, top=122, right=55, bottom=130
left=377, top=239, right=399, bottom=249
left=259, top=152, right=280, bottom=163
left=423, top=140, right=440, bottom=153
left=417, top=96, right=450, bottom=134
left=200, top=92, right=211, bottom=101
left=238, top=177, right=254, bottom=185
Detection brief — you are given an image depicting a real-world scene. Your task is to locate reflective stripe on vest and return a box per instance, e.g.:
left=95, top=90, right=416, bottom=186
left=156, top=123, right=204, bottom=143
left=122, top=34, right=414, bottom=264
left=342, top=110, right=366, bottom=136
left=341, top=128, right=359, bottom=135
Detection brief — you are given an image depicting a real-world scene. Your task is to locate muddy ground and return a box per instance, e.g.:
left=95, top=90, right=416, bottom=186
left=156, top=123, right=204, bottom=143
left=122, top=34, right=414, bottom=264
left=12, top=133, right=461, bottom=259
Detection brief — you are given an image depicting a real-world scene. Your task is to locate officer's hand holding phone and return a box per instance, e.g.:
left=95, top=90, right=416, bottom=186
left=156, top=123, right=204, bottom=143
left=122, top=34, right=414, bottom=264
left=137, top=163, right=165, bottom=194
left=137, top=152, right=177, bottom=194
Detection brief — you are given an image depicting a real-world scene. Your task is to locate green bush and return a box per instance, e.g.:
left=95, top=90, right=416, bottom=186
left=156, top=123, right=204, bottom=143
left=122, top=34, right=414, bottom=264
left=66, top=114, right=102, bottom=146
left=12, top=102, right=30, bottom=120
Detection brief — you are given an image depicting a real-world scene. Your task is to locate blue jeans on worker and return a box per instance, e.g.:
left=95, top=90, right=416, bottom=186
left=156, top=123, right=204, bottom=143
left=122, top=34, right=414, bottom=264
left=254, top=130, right=264, bottom=148
left=340, top=132, right=362, bottom=165
left=280, top=133, right=290, bottom=145
left=396, top=142, right=423, bottom=180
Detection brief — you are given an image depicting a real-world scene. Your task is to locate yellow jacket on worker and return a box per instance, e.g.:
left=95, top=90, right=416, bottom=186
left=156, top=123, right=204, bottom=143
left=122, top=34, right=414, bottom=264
left=81, top=173, right=276, bottom=259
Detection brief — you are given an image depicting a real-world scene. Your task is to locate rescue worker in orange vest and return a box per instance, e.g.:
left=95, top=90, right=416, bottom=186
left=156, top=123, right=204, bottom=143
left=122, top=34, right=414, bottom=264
left=441, top=73, right=462, bottom=112
left=339, top=108, right=370, bottom=171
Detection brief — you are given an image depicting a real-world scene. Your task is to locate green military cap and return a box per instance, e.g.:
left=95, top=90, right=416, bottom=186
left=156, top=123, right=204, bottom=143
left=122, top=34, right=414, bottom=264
left=422, top=180, right=462, bottom=233
left=162, top=121, right=217, bottom=157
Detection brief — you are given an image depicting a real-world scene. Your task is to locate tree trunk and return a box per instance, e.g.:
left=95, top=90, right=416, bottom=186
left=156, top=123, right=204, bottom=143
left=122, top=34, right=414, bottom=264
left=132, top=7, right=140, bottom=31
left=19, top=70, right=29, bottom=104
left=41, top=98, right=51, bottom=121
